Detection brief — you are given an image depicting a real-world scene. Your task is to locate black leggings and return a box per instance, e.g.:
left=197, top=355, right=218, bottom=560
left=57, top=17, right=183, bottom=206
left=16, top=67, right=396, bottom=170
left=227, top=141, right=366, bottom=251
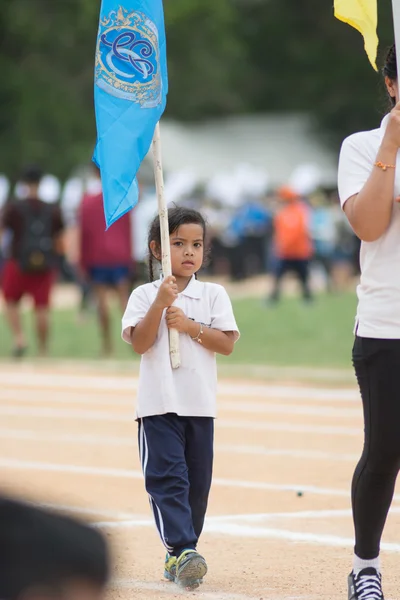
left=352, top=336, right=400, bottom=559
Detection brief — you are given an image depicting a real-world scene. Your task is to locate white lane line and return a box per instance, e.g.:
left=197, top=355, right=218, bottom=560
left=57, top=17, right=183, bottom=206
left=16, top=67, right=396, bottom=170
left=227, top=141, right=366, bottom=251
left=219, top=420, right=360, bottom=436
left=95, top=509, right=354, bottom=529
left=0, top=374, right=134, bottom=392
left=102, top=519, right=400, bottom=554
left=0, top=372, right=359, bottom=401
left=0, top=429, right=359, bottom=461
left=218, top=444, right=359, bottom=462
left=0, top=428, right=136, bottom=447
left=0, top=390, right=131, bottom=408
left=0, top=457, right=378, bottom=500
left=113, top=578, right=315, bottom=600
left=0, top=406, right=131, bottom=421
left=32, top=504, right=352, bottom=525
left=36, top=502, right=139, bottom=521
left=221, top=384, right=358, bottom=402
left=0, top=406, right=361, bottom=436
left=212, top=477, right=350, bottom=497
left=0, top=394, right=360, bottom=419
left=204, top=522, right=400, bottom=553
left=206, top=509, right=354, bottom=522
left=219, top=401, right=361, bottom=418
left=0, top=458, right=141, bottom=480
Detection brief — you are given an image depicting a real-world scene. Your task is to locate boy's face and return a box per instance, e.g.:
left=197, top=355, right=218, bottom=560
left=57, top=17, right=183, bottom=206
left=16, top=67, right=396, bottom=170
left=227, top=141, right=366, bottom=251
left=150, top=223, right=204, bottom=279
left=169, top=223, right=204, bottom=279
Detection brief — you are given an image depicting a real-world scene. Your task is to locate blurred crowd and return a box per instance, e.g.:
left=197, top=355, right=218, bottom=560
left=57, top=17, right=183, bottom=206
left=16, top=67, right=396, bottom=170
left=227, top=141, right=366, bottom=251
left=0, top=162, right=360, bottom=357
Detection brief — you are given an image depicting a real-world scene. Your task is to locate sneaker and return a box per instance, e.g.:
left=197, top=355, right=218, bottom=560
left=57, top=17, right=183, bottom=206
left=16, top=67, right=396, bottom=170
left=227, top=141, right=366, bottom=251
left=175, top=549, right=207, bottom=589
left=348, top=567, right=384, bottom=599
left=164, top=554, right=177, bottom=582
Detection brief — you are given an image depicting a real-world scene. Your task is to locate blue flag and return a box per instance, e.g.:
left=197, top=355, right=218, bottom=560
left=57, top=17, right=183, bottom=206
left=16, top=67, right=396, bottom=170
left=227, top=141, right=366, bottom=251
left=93, top=2, right=168, bottom=227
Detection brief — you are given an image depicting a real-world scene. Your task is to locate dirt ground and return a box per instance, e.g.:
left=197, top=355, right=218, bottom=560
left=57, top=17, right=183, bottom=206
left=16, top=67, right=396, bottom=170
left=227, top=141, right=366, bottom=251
left=0, top=365, right=399, bottom=599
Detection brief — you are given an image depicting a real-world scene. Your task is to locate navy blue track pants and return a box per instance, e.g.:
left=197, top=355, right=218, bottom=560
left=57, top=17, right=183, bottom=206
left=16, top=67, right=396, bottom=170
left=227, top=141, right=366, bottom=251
left=138, top=413, right=214, bottom=557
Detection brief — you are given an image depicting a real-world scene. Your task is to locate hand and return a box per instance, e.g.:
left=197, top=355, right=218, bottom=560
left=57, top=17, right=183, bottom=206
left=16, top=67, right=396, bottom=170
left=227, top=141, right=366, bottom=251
left=166, top=306, right=190, bottom=333
left=383, top=101, right=400, bottom=150
left=154, top=276, right=178, bottom=309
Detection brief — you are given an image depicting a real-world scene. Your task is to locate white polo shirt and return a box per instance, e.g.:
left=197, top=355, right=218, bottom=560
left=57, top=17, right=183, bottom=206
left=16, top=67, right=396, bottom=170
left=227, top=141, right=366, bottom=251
left=338, top=115, right=400, bottom=338
left=122, top=276, right=239, bottom=418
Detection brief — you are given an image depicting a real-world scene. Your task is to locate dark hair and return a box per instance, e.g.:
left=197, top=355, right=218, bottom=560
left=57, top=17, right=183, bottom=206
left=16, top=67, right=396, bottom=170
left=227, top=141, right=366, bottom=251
left=147, top=206, right=207, bottom=281
left=383, top=44, right=397, bottom=108
left=20, top=165, right=43, bottom=185
left=0, top=497, right=110, bottom=600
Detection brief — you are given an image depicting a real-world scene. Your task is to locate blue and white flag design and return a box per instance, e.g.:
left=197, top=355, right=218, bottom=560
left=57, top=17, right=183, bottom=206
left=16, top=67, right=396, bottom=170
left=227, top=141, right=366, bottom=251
left=93, top=1, right=168, bottom=227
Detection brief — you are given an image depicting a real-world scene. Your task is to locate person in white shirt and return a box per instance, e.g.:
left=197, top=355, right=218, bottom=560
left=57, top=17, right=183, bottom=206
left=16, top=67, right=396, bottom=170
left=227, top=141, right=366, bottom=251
left=338, top=45, right=400, bottom=600
left=122, top=207, right=239, bottom=589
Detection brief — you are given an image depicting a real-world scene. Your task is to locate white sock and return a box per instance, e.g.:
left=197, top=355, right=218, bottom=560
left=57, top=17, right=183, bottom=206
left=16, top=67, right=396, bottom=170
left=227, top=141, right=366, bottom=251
left=353, top=554, right=381, bottom=575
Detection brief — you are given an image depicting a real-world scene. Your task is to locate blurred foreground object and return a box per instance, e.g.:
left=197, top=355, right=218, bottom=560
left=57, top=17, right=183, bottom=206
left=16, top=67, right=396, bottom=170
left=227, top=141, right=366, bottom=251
left=0, top=496, right=109, bottom=600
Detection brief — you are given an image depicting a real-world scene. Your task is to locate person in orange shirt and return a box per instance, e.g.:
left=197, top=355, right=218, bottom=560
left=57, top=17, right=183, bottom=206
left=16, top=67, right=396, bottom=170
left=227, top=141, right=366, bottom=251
left=269, top=186, right=314, bottom=303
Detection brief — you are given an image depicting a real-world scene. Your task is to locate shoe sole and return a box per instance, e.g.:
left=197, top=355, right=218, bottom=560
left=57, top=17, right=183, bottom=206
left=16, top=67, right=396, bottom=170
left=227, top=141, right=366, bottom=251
left=176, top=555, right=207, bottom=589
left=164, top=570, right=175, bottom=582
left=164, top=571, right=203, bottom=585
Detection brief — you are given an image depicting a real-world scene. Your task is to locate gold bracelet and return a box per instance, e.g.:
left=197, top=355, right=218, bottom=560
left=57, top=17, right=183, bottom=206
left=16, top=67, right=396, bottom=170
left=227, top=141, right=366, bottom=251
left=191, top=323, right=204, bottom=344
left=375, top=160, right=396, bottom=171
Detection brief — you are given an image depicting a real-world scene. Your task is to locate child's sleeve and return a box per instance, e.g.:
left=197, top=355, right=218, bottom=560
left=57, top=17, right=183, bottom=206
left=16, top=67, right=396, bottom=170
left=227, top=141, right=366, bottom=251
left=210, top=286, right=240, bottom=342
left=121, top=287, right=151, bottom=344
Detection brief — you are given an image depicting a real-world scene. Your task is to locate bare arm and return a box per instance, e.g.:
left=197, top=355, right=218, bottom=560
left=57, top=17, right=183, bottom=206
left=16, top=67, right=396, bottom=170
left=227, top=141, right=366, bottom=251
left=344, top=140, right=397, bottom=242
left=344, top=103, right=400, bottom=242
left=166, top=307, right=236, bottom=356
left=130, top=276, right=178, bottom=355
left=186, top=320, right=235, bottom=356
left=130, top=301, right=165, bottom=355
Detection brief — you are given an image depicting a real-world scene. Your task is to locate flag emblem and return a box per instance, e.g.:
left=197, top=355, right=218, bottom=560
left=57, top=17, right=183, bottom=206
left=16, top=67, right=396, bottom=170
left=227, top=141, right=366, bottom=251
left=95, top=6, right=163, bottom=107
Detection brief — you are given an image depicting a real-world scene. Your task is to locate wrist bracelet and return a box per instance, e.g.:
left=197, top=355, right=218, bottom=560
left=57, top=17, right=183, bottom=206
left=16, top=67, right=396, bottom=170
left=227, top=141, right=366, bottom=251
left=191, top=323, right=204, bottom=344
left=375, top=160, right=396, bottom=171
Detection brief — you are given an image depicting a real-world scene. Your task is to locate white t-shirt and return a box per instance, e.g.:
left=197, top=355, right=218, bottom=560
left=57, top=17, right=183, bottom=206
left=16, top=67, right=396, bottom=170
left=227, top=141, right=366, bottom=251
left=338, top=114, right=400, bottom=338
left=122, top=276, right=240, bottom=418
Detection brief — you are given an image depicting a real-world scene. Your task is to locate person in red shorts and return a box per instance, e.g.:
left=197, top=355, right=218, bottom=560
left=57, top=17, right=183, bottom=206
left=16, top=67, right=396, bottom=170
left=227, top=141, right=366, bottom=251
left=78, top=165, right=133, bottom=356
left=0, top=166, right=64, bottom=357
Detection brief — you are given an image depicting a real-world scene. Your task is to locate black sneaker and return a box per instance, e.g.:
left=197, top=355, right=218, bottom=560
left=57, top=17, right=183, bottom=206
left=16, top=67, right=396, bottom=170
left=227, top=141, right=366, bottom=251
left=348, top=567, right=384, bottom=600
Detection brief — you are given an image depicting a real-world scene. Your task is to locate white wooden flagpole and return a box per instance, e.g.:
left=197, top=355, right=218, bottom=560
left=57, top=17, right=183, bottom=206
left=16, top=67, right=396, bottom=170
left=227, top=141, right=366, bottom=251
left=152, top=122, right=181, bottom=370
left=393, top=0, right=400, bottom=78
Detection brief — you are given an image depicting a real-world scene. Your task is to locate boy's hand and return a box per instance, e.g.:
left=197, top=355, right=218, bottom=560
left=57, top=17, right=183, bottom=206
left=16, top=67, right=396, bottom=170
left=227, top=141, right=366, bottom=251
left=166, top=307, right=190, bottom=333
left=154, top=276, right=178, bottom=309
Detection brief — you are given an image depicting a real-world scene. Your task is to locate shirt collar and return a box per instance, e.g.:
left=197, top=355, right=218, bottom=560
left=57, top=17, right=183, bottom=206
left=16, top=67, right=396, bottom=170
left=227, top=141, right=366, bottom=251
left=152, top=275, right=203, bottom=299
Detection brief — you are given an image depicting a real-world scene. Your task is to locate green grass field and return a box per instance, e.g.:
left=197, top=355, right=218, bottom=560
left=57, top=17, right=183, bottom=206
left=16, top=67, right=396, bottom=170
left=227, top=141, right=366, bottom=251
left=0, top=293, right=357, bottom=369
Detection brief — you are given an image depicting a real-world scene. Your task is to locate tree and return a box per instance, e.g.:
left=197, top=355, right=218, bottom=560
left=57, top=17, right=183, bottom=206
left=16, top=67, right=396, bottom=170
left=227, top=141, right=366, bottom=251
left=234, top=0, right=395, bottom=148
left=0, top=0, right=396, bottom=179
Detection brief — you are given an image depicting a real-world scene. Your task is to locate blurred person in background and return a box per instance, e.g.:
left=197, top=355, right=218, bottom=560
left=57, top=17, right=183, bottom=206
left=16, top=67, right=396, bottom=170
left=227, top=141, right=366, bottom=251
left=0, top=175, right=10, bottom=278
left=268, top=186, right=314, bottom=303
left=0, top=165, right=64, bottom=357
left=78, top=165, right=133, bottom=356
left=329, top=188, right=361, bottom=291
left=61, top=176, right=92, bottom=319
left=225, top=195, right=272, bottom=280
left=0, top=496, right=109, bottom=600
left=309, top=190, right=336, bottom=292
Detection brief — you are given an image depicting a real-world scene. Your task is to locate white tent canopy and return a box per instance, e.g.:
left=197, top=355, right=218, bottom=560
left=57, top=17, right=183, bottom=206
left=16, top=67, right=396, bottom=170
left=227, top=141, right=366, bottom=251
left=156, top=113, right=337, bottom=189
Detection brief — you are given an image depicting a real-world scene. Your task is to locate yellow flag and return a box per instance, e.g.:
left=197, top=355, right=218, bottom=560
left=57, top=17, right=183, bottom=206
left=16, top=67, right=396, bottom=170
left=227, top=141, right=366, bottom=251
left=334, top=0, right=378, bottom=71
